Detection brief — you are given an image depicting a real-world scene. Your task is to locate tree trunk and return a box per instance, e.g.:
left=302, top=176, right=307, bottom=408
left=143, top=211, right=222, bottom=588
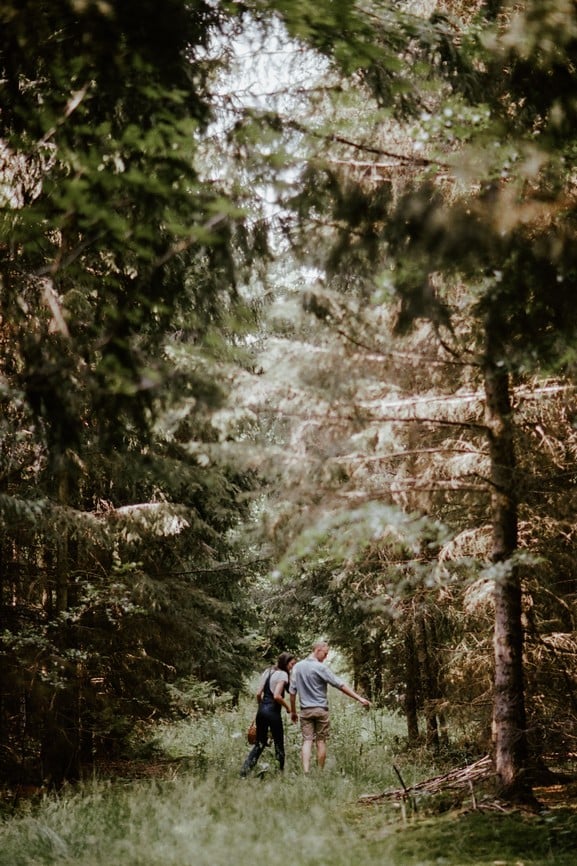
left=351, top=643, right=373, bottom=698
left=483, top=322, right=533, bottom=803
left=403, top=625, right=420, bottom=743
left=428, top=617, right=449, bottom=747
left=415, top=613, right=440, bottom=750
left=55, top=458, right=69, bottom=613
left=41, top=456, right=81, bottom=785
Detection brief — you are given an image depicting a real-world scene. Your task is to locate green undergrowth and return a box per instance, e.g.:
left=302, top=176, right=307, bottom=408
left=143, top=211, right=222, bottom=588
left=1, top=695, right=576, bottom=866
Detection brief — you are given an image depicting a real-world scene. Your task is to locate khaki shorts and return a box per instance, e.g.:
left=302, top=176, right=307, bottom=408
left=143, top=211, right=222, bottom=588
left=299, top=707, right=330, bottom=742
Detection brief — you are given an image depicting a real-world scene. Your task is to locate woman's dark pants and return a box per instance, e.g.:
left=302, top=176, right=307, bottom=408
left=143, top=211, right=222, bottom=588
left=241, top=705, right=285, bottom=776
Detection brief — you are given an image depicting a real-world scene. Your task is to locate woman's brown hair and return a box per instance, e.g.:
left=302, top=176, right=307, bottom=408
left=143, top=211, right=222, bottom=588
left=277, top=652, right=295, bottom=674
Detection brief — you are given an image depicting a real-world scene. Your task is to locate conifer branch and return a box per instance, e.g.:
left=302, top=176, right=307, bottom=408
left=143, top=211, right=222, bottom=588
left=332, top=447, right=487, bottom=462
left=332, top=324, right=476, bottom=368
left=168, top=557, right=271, bottom=576
left=322, top=131, right=448, bottom=168
left=283, top=117, right=449, bottom=168
left=248, top=404, right=488, bottom=431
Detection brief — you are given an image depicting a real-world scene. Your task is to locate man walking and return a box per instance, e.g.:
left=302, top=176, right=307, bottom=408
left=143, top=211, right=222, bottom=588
left=289, top=640, right=371, bottom=773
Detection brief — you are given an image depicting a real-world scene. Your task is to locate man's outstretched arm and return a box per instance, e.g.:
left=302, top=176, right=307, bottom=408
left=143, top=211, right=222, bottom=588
left=340, top=683, right=371, bottom=707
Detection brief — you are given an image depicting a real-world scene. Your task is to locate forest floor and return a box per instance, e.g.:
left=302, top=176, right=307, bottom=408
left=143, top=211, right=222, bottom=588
left=2, top=703, right=577, bottom=866
left=87, top=754, right=577, bottom=810
left=82, top=746, right=577, bottom=817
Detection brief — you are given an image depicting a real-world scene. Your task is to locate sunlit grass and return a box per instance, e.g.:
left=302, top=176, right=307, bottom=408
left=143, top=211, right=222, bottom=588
left=2, top=697, right=577, bottom=866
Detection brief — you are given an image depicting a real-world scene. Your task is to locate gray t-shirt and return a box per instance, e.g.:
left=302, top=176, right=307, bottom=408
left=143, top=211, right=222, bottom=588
left=258, top=667, right=288, bottom=697
left=289, top=656, right=345, bottom=709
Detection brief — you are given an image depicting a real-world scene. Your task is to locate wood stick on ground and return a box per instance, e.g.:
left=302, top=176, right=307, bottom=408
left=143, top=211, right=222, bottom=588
left=393, top=763, right=418, bottom=814
left=359, top=755, right=492, bottom=804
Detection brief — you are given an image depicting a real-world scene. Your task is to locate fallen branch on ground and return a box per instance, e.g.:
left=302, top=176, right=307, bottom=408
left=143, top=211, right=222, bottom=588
left=359, top=754, right=492, bottom=804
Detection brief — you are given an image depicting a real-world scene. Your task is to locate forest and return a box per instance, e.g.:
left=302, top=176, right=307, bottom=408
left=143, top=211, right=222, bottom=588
left=2, top=0, right=577, bottom=862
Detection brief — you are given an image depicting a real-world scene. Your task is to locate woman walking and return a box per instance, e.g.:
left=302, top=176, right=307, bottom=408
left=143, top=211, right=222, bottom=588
left=240, top=652, right=296, bottom=777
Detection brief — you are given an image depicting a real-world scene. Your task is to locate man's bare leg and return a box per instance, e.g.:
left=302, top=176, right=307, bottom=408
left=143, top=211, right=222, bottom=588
left=316, top=740, right=327, bottom=769
left=302, top=739, right=313, bottom=773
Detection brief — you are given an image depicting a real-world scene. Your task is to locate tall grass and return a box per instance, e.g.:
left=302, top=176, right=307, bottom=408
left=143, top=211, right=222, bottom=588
left=2, top=695, right=577, bottom=866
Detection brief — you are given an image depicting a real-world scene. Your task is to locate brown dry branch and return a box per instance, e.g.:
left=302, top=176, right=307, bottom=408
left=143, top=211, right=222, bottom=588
left=359, top=754, right=492, bottom=804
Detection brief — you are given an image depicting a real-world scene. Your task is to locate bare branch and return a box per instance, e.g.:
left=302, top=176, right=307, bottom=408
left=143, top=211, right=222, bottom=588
left=38, top=83, right=92, bottom=147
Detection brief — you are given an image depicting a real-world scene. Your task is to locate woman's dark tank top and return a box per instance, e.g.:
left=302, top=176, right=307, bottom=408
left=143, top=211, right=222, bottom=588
left=260, top=669, right=280, bottom=713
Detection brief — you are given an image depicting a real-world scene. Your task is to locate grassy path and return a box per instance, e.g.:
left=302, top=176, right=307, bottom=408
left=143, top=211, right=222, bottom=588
left=1, top=701, right=577, bottom=865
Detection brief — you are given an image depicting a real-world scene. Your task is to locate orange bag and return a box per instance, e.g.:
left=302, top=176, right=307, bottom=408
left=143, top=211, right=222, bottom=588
left=247, top=719, right=257, bottom=744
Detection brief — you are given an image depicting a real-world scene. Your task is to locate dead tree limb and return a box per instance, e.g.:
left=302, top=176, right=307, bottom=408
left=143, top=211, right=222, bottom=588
left=359, top=755, right=492, bottom=804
